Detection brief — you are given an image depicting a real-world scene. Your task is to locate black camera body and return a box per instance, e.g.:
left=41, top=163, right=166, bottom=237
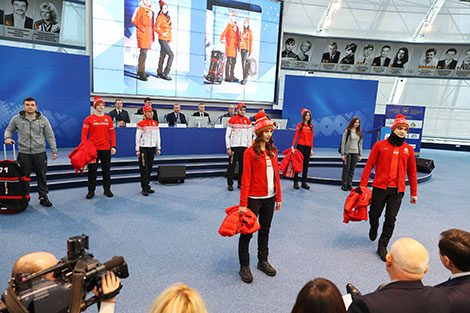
left=0, top=234, right=128, bottom=313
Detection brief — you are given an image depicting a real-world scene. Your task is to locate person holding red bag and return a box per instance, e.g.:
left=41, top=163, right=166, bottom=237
left=291, top=108, right=314, bottom=190
left=238, top=112, right=282, bottom=283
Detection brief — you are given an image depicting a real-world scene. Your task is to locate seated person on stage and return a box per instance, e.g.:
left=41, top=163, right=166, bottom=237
left=192, top=103, right=211, bottom=124
left=11, top=252, right=120, bottom=313
left=166, top=103, right=187, bottom=126
left=149, top=283, right=208, bottom=313
left=136, top=97, right=159, bottom=122
left=107, top=99, right=130, bottom=127
left=435, top=228, right=470, bottom=313
left=218, top=104, right=236, bottom=124
left=347, top=237, right=451, bottom=313
left=250, top=108, right=269, bottom=122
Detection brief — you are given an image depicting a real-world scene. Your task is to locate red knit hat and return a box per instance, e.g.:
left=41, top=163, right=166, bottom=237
left=93, top=96, right=105, bottom=109
left=301, top=108, right=310, bottom=116
left=254, top=112, right=274, bottom=135
left=160, top=0, right=166, bottom=7
left=230, top=11, right=236, bottom=18
left=391, top=114, right=409, bottom=131
left=237, top=102, right=246, bottom=109
left=143, top=104, right=152, bottom=112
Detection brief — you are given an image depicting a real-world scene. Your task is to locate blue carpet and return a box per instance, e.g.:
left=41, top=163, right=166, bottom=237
left=0, top=148, right=469, bottom=313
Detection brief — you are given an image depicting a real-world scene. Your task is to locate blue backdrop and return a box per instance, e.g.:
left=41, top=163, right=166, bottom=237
left=282, top=75, right=378, bottom=149
left=0, top=46, right=90, bottom=149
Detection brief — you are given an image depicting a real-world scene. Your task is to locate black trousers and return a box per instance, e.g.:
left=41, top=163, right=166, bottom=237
left=239, top=196, right=275, bottom=267
left=240, top=49, right=249, bottom=80
left=139, top=147, right=156, bottom=191
left=226, top=56, right=237, bottom=80
left=87, top=150, right=111, bottom=192
left=137, top=48, right=148, bottom=73
left=341, top=153, right=359, bottom=189
left=227, top=147, right=246, bottom=187
left=158, top=39, right=174, bottom=75
left=369, top=187, right=404, bottom=247
left=294, top=145, right=311, bottom=184
left=17, top=152, right=48, bottom=198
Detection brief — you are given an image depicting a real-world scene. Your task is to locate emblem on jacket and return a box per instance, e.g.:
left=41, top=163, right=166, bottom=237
left=404, top=148, right=409, bottom=154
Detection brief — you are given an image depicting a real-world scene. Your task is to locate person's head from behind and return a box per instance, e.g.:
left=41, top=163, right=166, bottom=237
left=12, top=251, right=59, bottom=281
left=149, top=283, right=208, bottom=313
left=23, top=97, right=37, bottom=115
left=12, top=0, right=28, bottom=17
left=438, top=228, right=470, bottom=274
left=39, top=2, right=57, bottom=23
left=115, top=99, right=123, bottom=110
left=173, top=103, right=181, bottom=113
left=285, top=38, right=295, bottom=52
left=144, top=97, right=152, bottom=106
left=386, top=238, right=429, bottom=281
left=363, top=44, right=374, bottom=57
left=291, top=278, right=346, bottom=313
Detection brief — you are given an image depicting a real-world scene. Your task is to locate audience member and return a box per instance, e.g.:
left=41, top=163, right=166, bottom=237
left=4, top=96, right=58, bottom=207
left=218, top=104, right=236, bottom=123
left=166, top=103, right=187, bottom=126
left=149, top=283, right=208, bottom=313
left=347, top=238, right=451, bottom=313
left=225, top=102, right=252, bottom=191
left=107, top=99, right=130, bottom=127
left=291, top=278, right=346, bottom=313
left=192, top=103, right=211, bottom=124
left=137, top=97, right=159, bottom=122
left=435, top=228, right=470, bottom=313
left=81, top=96, right=116, bottom=199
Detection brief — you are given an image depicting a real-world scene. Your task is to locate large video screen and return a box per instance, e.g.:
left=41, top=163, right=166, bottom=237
left=92, top=0, right=282, bottom=102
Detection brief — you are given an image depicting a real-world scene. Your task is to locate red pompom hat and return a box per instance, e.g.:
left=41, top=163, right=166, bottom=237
left=93, top=96, right=105, bottom=109
left=237, top=102, right=246, bottom=109
left=160, top=0, right=166, bottom=7
left=143, top=104, right=152, bottom=112
left=254, top=112, right=274, bottom=135
left=391, top=114, right=409, bottom=131
left=301, top=108, right=310, bottom=116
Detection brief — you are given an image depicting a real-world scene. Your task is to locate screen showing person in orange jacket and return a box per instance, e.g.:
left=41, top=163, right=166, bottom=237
left=238, top=112, right=282, bottom=284
left=220, top=11, right=240, bottom=82
left=154, top=0, right=173, bottom=81
left=240, top=18, right=252, bottom=85
left=339, top=117, right=363, bottom=191
left=131, top=0, right=154, bottom=81
left=359, top=114, right=417, bottom=262
left=291, top=108, right=314, bottom=190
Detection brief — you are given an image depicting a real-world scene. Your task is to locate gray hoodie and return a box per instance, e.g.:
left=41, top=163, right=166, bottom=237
left=4, top=110, right=58, bottom=154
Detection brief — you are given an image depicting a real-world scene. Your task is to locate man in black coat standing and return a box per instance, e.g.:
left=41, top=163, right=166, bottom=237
left=348, top=237, right=451, bottom=313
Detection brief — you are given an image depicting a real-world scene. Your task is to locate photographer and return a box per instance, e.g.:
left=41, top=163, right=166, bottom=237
left=8, top=251, right=121, bottom=313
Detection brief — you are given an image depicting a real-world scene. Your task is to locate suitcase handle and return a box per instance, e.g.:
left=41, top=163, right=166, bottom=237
left=3, top=143, right=16, bottom=161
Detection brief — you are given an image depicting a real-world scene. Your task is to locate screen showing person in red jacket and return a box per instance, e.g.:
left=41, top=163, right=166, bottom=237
left=238, top=112, right=282, bottom=284
left=81, top=96, right=117, bottom=200
left=291, top=278, right=346, bottom=313
left=220, top=11, right=240, bottom=82
left=340, top=117, right=363, bottom=191
left=225, top=102, right=252, bottom=191
left=291, top=108, right=314, bottom=190
left=136, top=105, right=161, bottom=196
left=360, top=114, right=417, bottom=262
left=131, top=0, right=154, bottom=81
left=240, top=18, right=252, bottom=85
left=154, top=1, right=173, bottom=81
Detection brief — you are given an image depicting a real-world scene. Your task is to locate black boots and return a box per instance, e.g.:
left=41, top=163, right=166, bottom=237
left=257, top=261, right=277, bottom=276
left=239, top=266, right=253, bottom=283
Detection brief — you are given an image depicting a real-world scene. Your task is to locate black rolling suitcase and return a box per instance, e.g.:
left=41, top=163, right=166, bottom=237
left=206, top=50, right=225, bottom=84
left=157, top=165, right=186, bottom=184
left=0, top=144, right=30, bottom=213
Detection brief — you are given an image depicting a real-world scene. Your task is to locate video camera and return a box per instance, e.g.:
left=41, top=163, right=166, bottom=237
left=0, top=234, right=129, bottom=313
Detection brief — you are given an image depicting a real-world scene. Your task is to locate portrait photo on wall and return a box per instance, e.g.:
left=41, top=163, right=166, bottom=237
left=355, top=43, right=375, bottom=66
left=4, top=0, right=35, bottom=39
left=457, top=47, right=470, bottom=71
left=371, top=44, right=393, bottom=67
left=389, top=46, right=411, bottom=68
left=32, top=0, right=62, bottom=43
left=417, top=47, right=439, bottom=69
left=0, top=0, right=4, bottom=36
left=339, top=42, right=357, bottom=65
left=436, top=47, right=459, bottom=70
left=294, top=38, right=312, bottom=62
left=281, top=36, right=297, bottom=59
left=320, top=41, right=341, bottom=64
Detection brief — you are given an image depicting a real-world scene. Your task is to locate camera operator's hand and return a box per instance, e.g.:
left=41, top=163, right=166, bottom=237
left=93, top=271, right=120, bottom=303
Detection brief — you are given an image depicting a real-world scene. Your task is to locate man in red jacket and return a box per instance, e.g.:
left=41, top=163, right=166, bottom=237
left=360, top=114, right=417, bottom=262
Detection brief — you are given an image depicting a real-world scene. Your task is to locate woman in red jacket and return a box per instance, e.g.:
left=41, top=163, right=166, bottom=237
left=238, top=112, right=282, bottom=284
left=81, top=97, right=116, bottom=199
left=360, top=114, right=417, bottom=262
left=291, top=108, right=314, bottom=190
left=154, top=1, right=173, bottom=81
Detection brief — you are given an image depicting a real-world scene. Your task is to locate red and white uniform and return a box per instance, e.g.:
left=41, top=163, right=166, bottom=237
left=240, top=147, right=282, bottom=207
left=225, top=115, right=252, bottom=149
left=81, top=114, right=116, bottom=150
left=135, top=118, right=161, bottom=150
left=360, top=139, right=417, bottom=196
left=291, top=122, right=313, bottom=149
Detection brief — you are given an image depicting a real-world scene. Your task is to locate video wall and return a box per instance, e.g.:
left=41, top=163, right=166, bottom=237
left=92, top=0, right=282, bottom=102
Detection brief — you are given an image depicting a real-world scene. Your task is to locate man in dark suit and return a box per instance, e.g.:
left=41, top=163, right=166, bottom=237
left=192, top=103, right=211, bottom=124
left=372, top=45, right=391, bottom=67
left=166, top=103, right=187, bottom=126
left=107, top=99, right=130, bottom=127
left=435, top=228, right=470, bottom=313
left=136, top=97, right=158, bottom=122
left=218, top=104, right=236, bottom=124
left=348, top=238, right=451, bottom=313
left=437, top=48, right=458, bottom=70
left=5, top=0, right=33, bottom=29
left=321, top=42, right=340, bottom=63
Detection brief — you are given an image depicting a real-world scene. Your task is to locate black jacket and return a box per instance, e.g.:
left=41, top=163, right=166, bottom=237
left=372, top=56, right=391, bottom=67
left=166, top=112, right=187, bottom=126
left=107, top=109, right=130, bottom=124
left=435, top=274, right=470, bottom=313
left=5, top=14, right=33, bottom=29
left=437, top=59, right=457, bottom=70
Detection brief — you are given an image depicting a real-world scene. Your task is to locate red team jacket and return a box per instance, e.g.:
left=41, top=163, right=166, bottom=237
left=220, top=22, right=240, bottom=58
left=343, top=186, right=371, bottom=223
left=360, top=139, right=418, bottom=196
left=131, top=5, right=155, bottom=49
left=291, top=122, right=314, bottom=148
left=81, top=114, right=116, bottom=151
left=219, top=205, right=260, bottom=237
left=154, top=12, right=171, bottom=41
left=279, top=148, right=304, bottom=177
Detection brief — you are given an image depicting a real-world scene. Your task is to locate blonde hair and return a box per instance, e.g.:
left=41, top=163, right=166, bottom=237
left=149, top=283, right=208, bottom=313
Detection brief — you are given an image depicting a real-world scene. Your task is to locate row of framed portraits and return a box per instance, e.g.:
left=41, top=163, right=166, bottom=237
left=281, top=33, right=470, bottom=79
